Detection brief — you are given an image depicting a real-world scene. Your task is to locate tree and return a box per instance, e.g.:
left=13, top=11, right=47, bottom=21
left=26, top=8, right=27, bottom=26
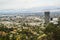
left=44, top=22, right=60, bottom=40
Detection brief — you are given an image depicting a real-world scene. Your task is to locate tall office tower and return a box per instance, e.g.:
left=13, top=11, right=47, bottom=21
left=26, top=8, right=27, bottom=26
left=44, top=11, right=50, bottom=24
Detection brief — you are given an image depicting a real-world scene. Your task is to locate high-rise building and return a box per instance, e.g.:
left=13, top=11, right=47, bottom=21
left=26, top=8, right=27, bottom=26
left=44, top=11, right=50, bottom=24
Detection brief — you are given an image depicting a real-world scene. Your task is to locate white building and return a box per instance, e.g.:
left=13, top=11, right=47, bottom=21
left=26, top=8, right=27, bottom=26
left=50, top=18, right=58, bottom=24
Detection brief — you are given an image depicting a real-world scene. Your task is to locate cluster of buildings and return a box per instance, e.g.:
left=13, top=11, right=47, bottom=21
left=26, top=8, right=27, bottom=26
left=44, top=11, right=59, bottom=24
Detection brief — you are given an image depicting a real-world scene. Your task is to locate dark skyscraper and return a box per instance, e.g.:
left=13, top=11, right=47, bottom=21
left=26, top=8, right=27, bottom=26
left=44, top=11, right=50, bottom=24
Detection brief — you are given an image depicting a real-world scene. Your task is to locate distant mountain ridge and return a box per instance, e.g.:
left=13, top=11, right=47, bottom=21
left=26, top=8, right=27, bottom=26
left=0, top=6, right=60, bottom=13
left=0, top=6, right=60, bottom=16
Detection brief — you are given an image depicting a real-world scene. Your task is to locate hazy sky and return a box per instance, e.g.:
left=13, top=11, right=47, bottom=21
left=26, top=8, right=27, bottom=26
left=0, top=0, right=60, bottom=10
